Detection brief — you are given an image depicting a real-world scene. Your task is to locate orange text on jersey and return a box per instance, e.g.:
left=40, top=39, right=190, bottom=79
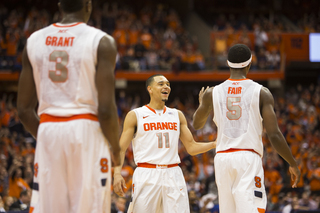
left=45, top=36, right=75, bottom=47
left=143, top=122, right=178, bottom=131
left=228, top=87, right=242, bottom=94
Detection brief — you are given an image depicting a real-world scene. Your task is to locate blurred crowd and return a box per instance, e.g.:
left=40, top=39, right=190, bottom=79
left=0, top=2, right=205, bottom=72
left=210, top=14, right=284, bottom=70
left=2, top=1, right=317, bottom=72
left=1, top=82, right=318, bottom=212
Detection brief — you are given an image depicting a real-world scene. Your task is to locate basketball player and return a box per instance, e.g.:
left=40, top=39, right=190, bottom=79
left=192, top=44, right=300, bottom=213
left=113, top=74, right=216, bottom=213
left=17, top=0, right=120, bottom=212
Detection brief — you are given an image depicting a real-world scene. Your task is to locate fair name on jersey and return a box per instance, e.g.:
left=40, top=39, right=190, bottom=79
left=228, top=87, right=242, bottom=94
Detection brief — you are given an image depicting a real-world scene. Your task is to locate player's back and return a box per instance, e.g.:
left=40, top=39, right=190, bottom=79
left=27, top=22, right=106, bottom=116
left=212, top=78, right=264, bottom=157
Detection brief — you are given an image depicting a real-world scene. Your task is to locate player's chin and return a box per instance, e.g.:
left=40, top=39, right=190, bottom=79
left=162, top=98, right=168, bottom=102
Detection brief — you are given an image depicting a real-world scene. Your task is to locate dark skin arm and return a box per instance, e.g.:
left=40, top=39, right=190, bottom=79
left=193, top=86, right=213, bottom=130
left=96, top=35, right=121, bottom=167
left=260, top=86, right=300, bottom=187
left=17, top=44, right=39, bottom=138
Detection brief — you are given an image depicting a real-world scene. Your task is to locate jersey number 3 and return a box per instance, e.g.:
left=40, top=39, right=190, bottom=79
left=227, top=97, right=242, bottom=120
left=49, top=50, right=69, bottom=82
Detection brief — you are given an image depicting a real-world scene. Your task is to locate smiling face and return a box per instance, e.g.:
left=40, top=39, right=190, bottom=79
left=148, top=75, right=171, bottom=102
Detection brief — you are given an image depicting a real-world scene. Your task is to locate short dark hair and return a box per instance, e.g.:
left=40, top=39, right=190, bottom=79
left=146, top=74, right=164, bottom=91
left=60, top=0, right=84, bottom=13
left=20, top=190, right=28, bottom=198
left=227, top=44, right=251, bottom=64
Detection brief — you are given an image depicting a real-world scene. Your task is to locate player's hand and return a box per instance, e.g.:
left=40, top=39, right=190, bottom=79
left=199, top=86, right=209, bottom=105
left=289, top=165, right=301, bottom=188
left=113, top=173, right=126, bottom=197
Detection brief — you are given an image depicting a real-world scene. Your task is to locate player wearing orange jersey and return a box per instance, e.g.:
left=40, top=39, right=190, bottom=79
left=193, top=44, right=300, bottom=213
left=113, top=74, right=216, bottom=213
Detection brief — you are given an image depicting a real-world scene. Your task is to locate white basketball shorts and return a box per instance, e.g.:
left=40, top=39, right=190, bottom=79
left=214, top=150, right=267, bottom=213
left=129, top=164, right=190, bottom=213
left=30, top=114, right=111, bottom=213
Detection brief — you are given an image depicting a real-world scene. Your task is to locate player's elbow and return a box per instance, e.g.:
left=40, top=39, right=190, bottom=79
left=192, top=115, right=204, bottom=130
left=267, top=131, right=284, bottom=146
left=185, top=143, right=197, bottom=156
left=17, top=106, right=30, bottom=122
left=98, top=104, right=117, bottom=119
left=192, top=120, right=203, bottom=130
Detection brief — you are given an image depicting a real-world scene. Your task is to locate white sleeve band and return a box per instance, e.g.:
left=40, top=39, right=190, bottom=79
left=227, top=55, right=252, bottom=68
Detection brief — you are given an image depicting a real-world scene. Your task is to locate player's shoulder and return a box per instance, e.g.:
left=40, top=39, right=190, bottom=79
left=28, top=24, right=52, bottom=40
left=260, top=86, right=274, bottom=105
left=260, top=86, right=272, bottom=97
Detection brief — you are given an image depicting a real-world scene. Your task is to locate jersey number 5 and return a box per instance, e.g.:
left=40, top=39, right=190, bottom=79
left=49, top=50, right=69, bottom=82
left=227, top=97, right=242, bottom=120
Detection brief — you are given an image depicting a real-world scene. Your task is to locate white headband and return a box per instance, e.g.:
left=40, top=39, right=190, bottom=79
left=227, top=55, right=252, bottom=68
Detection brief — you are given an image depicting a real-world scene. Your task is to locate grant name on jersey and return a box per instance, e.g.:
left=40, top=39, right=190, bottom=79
left=45, top=36, right=75, bottom=47
left=143, top=122, right=178, bottom=131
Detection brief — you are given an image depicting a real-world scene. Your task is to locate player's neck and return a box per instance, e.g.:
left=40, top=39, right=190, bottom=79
left=148, top=100, right=165, bottom=110
left=60, top=13, right=86, bottom=24
left=229, top=71, right=247, bottom=80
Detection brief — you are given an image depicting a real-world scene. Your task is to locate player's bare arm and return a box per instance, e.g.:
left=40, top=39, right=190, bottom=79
left=17, top=44, right=39, bottom=138
left=193, top=86, right=214, bottom=130
left=178, top=110, right=216, bottom=155
left=113, top=110, right=137, bottom=197
left=260, top=86, right=301, bottom=188
left=96, top=35, right=121, bottom=166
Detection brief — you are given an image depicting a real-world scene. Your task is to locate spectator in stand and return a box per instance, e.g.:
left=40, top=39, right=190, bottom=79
left=0, top=196, right=5, bottom=212
left=266, top=50, right=281, bottom=70
left=0, top=163, right=9, bottom=197
left=253, top=23, right=268, bottom=53
left=256, top=47, right=267, bottom=70
left=113, top=20, right=128, bottom=56
left=140, top=28, right=152, bottom=49
left=120, top=47, right=137, bottom=71
left=5, top=28, right=19, bottom=70
left=3, top=196, right=14, bottom=212
left=0, top=34, right=7, bottom=70
left=8, top=168, right=30, bottom=199
left=189, top=189, right=201, bottom=213
left=145, top=43, right=159, bottom=70
left=9, top=189, right=31, bottom=211
left=264, top=162, right=284, bottom=205
left=266, top=32, right=281, bottom=53
left=134, top=37, right=147, bottom=70
left=307, top=160, right=320, bottom=196
left=111, top=196, right=128, bottom=213
left=128, top=24, right=140, bottom=47
left=298, top=191, right=319, bottom=210
left=101, top=3, right=116, bottom=35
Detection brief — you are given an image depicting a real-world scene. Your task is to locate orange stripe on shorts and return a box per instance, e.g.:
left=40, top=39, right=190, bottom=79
left=257, top=208, right=265, bottom=213
left=40, top=113, right=98, bottom=123
left=29, top=207, right=34, bottom=213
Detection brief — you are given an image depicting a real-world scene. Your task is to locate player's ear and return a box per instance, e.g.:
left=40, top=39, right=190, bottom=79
left=85, top=0, right=92, bottom=13
left=58, top=2, right=61, bottom=11
left=147, top=85, right=152, bottom=94
left=246, top=62, right=252, bottom=73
